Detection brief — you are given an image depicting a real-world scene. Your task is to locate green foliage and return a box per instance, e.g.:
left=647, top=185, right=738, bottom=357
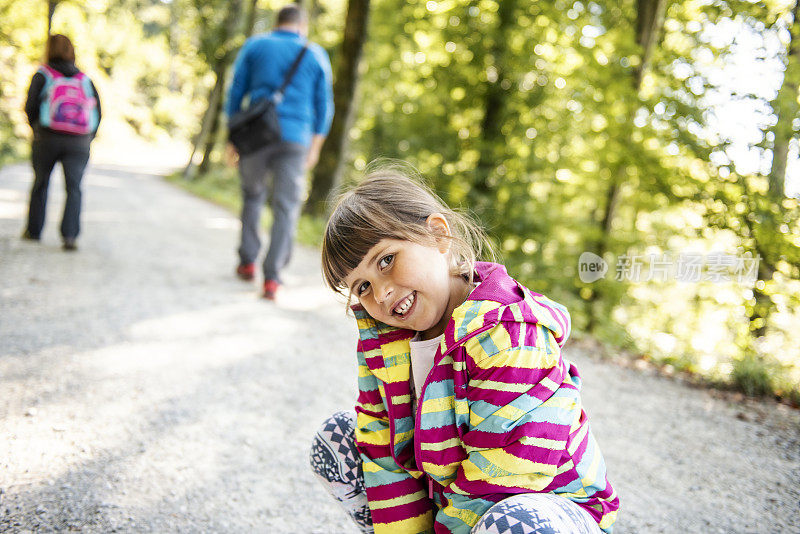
left=731, top=352, right=779, bottom=397
left=342, top=0, right=799, bottom=400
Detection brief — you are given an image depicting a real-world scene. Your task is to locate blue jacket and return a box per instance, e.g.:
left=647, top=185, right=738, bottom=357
left=225, top=29, right=334, bottom=147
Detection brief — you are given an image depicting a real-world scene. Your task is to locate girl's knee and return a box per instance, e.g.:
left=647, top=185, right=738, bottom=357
left=313, top=410, right=355, bottom=438
left=472, top=493, right=601, bottom=534
left=310, top=410, right=358, bottom=481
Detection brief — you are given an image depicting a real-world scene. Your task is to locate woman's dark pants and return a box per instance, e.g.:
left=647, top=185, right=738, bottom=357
left=26, top=133, right=91, bottom=240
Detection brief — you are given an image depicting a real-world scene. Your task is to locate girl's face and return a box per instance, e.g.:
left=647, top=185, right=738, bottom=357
left=343, top=215, right=470, bottom=340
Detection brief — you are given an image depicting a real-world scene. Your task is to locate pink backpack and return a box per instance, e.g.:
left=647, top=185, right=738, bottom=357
left=38, top=64, right=98, bottom=135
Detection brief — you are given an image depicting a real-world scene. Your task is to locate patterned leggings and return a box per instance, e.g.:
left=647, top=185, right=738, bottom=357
left=309, top=411, right=602, bottom=534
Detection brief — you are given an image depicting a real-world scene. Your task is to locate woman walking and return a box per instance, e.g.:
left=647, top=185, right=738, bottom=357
left=23, top=34, right=101, bottom=251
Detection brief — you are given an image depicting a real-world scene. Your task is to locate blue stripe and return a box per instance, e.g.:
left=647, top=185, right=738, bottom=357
left=394, top=415, right=414, bottom=435
left=437, top=493, right=496, bottom=532
left=457, top=302, right=483, bottom=339
left=357, top=375, right=380, bottom=392
left=419, top=408, right=456, bottom=430
left=363, top=458, right=415, bottom=487
left=422, top=379, right=454, bottom=400
left=477, top=329, right=502, bottom=357
left=471, top=400, right=576, bottom=432
left=361, top=419, right=388, bottom=433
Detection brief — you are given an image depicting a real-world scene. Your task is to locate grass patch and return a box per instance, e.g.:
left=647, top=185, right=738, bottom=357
left=730, top=352, right=781, bottom=398
left=165, top=166, right=326, bottom=248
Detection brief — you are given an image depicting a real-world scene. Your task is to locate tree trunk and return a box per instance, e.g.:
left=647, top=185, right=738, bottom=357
left=196, top=0, right=260, bottom=174
left=199, top=93, right=225, bottom=173
left=767, top=0, right=800, bottom=199
left=244, top=0, right=259, bottom=37
left=304, top=0, right=371, bottom=216
left=747, top=1, right=800, bottom=338
left=633, top=0, right=667, bottom=87
left=184, top=0, right=244, bottom=179
left=47, top=0, right=58, bottom=37
left=470, top=0, right=517, bottom=215
left=184, top=61, right=228, bottom=180
left=587, top=0, right=666, bottom=332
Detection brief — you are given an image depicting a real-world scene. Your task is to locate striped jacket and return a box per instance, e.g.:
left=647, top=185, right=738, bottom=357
left=353, top=262, right=619, bottom=533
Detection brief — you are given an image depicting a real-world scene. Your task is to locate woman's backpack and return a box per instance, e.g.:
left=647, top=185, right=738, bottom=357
left=38, top=64, right=98, bottom=135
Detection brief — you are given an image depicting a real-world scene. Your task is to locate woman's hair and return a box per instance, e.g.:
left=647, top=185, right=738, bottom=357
left=46, top=34, right=75, bottom=63
left=321, top=163, right=495, bottom=295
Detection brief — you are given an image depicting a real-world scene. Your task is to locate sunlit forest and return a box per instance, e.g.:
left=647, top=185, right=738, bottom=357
left=2, top=0, right=799, bottom=402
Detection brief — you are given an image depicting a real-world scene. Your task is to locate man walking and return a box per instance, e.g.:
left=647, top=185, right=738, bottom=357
left=226, top=4, right=333, bottom=300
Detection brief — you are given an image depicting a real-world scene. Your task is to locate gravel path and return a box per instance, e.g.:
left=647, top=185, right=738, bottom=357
left=1, top=162, right=798, bottom=533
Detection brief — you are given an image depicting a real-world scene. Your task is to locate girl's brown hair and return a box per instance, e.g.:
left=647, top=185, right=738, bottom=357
left=321, top=163, right=495, bottom=295
left=46, top=34, right=75, bottom=64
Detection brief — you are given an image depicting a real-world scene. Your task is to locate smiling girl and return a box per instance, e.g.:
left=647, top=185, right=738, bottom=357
left=310, top=168, right=619, bottom=534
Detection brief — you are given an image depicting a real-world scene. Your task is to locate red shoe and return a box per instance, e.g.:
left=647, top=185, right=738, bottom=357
left=236, top=263, right=255, bottom=281
left=262, top=279, right=280, bottom=300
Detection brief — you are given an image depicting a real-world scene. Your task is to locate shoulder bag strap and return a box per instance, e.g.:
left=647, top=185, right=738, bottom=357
left=272, top=45, right=308, bottom=103
left=39, top=64, right=60, bottom=79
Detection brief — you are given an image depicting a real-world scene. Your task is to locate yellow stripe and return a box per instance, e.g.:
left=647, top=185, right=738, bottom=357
left=362, top=461, right=401, bottom=474
left=439, top=505, right=481, bottom=529
left=494, top=403, right=526, bottom=421
left=478, top=448, right=557, bottom=478
left=470, top=379, right=533, bottom=393
left=519, top=435, right=567, bottom=450
left=369, top=489, right=428, bottom=510
left=381, top=339, right=411, bottom=367
left=454, top=398, right=469, bottom=418
left=539, top=376, right=560, bottom=391
left=356, top=430, right=390, bottom=446
left=421, top=437, right=461, bottom=451
left=541, top=395, right=578, bottom=411
left=391, top=394, right=411, bottom=404
left=559, top=487, right=588, bottom=499
left=395, top=428, right=414, bottom=444
left=471, top=348, right=559, bottom=370
left=373, top=510, right=434, bottom=534
left=451, top=301, right=499, bottom=334
left=422, top=460, right=462, bottom=478
left=464, top=329, right=513, bottom=362
left=469, top=410, right=485, bottom=427
left=421, top=395, right=454, bottom=413
left=472, top=472, right=555, bottom=491
left=599, top=510, right=617, bottom=529
left=568, top=420, right=589, bottom=455
left=358, top=402, right=385, bottom=412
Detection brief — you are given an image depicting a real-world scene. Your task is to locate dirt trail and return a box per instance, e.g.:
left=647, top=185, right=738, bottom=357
left=1, top=162, right=798, bottom=533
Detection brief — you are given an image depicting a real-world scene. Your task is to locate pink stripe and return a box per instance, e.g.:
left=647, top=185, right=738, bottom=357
left=418, top=426, right=460, bottom=444
left=419, top=445, right=465, bottom=465
left=462, top=421, right=569, bottom=448
left=366, top=476, right=425, bottom=499
left=370, top=498, right=432, bottom=524
left=356, top=443, right=390, bottom=458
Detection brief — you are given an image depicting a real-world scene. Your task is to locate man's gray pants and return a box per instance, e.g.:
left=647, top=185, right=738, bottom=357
left=238, top=141, right=307, bottom=284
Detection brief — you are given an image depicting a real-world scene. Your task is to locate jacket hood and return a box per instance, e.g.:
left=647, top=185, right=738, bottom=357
left=441, top=262, right=571, bottom=352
